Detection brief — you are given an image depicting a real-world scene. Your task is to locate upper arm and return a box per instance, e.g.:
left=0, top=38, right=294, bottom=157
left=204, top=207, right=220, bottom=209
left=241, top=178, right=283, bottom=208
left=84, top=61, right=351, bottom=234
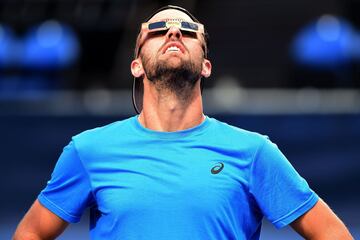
left=250, top=138, right=319, bottom=228
left=290, top=198, right=353, bottom=240
left=13, top=199, right=69, bottom=240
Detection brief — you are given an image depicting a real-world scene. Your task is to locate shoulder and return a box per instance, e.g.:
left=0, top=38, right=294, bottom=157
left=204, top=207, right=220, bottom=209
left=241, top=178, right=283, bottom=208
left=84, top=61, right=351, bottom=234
left=72, top=116, right=136, bottom=150
left=206, top=116, right=269, bottom=154
left=208, top=116, right=268, bottom=143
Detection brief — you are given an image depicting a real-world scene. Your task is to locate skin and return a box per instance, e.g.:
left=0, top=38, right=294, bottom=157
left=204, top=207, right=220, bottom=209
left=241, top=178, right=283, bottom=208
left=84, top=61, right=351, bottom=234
left=13, top=9, right=354, bottom=240
left=290, top=199, right=353, bottom=239
left=131, top=9, right=211, bottom=132
left=13, top=200, right=68, bottom=240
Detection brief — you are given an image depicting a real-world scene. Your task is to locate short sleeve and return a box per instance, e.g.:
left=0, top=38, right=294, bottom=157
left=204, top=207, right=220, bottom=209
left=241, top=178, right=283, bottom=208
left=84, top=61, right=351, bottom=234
left=38, top=140, right=94, bottom=223
left=249, top=137, right=319, bottom=228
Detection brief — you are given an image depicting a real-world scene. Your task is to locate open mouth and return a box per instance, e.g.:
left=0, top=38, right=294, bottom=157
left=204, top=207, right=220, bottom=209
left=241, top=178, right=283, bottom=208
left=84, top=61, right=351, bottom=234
left=166, top=46, right=181, bottom=52
left=162, top=42, right=185, bottom=54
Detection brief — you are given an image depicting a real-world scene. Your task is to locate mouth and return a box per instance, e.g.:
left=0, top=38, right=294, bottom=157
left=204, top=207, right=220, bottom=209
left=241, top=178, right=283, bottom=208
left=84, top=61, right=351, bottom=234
left=162, top=42, right=185, bottom=54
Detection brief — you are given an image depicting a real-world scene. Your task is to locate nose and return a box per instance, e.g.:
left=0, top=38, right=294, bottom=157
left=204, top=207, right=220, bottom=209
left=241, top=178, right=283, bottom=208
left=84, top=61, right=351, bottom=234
left=166, top=27, right=182, bottom=40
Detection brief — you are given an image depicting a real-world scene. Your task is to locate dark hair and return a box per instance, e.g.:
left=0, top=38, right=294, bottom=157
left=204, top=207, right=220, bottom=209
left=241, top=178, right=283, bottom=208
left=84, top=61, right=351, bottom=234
left=134, top=5, right=209, bottom=59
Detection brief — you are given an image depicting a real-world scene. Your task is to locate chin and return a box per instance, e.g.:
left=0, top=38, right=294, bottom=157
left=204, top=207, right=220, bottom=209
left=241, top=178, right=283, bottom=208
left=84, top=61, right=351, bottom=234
left=168, top=62, right=184, bottom=69
left=162, top=59, right=184, bottom=68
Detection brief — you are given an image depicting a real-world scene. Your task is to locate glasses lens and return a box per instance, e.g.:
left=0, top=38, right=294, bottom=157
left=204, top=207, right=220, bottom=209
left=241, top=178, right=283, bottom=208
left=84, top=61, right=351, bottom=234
left=181, top=21, right=199, bottom=31
left=148, top=21, right=166, bottom=30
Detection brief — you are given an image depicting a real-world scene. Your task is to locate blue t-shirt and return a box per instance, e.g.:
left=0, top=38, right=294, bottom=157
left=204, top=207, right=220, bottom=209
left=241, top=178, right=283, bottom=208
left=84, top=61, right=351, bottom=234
left=38, top=116, right=318, bottom=240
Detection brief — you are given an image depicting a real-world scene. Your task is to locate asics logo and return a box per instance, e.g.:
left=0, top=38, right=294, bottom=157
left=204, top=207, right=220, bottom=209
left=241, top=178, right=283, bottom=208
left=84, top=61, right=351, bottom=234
left=211, top=162, right=224, bottom=174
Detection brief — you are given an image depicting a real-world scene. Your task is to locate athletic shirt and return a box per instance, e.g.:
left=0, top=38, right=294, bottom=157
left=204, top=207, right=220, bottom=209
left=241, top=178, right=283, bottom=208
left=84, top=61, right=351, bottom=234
left=38, top=116, right=318, bottom=240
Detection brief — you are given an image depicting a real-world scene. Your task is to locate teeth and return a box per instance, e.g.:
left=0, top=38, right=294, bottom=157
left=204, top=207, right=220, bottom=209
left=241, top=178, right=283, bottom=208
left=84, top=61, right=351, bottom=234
left=166, top=46, right=180, bottom=52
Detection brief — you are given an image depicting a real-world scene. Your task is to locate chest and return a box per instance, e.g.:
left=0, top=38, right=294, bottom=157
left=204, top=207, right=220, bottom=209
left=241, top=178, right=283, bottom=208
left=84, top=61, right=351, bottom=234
left=88, top=142, right=252, bottom=217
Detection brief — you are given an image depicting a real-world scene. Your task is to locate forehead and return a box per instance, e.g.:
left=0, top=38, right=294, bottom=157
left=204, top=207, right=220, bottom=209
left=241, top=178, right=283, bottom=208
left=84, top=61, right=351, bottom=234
left=147, top=9, right=194, bottom=22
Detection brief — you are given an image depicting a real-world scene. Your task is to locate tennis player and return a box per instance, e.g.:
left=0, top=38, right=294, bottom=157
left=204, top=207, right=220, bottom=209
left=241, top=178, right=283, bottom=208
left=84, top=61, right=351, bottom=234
left=13, top=5, right=353, bottom=240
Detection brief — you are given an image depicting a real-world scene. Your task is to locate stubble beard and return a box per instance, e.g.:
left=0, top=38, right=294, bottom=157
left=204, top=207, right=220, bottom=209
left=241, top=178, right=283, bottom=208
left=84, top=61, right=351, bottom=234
left=141, top=53, right=203, bottom=103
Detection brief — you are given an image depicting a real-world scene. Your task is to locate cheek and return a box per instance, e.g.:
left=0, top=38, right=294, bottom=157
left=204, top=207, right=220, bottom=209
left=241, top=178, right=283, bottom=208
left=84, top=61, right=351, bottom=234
left=143, top=39, right=162, bottom=54
left=140, top=47, right=156, bottom=65
left=142, top=44, right=161, bottom=63
left=187, top=39, right=205, bottom=57
left=189, top=44, right=205, bottom=62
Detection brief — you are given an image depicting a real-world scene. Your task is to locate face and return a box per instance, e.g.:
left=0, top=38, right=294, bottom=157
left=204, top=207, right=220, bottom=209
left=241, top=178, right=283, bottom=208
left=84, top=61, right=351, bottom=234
left=131, top=9, right=211, bottom=95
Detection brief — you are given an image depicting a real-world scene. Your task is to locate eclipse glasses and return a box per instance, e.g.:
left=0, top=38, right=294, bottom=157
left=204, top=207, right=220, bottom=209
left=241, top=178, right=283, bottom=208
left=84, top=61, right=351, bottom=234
left=141, top=19, right=204, bottom=34
left=136, top=19, right=206, bottom=58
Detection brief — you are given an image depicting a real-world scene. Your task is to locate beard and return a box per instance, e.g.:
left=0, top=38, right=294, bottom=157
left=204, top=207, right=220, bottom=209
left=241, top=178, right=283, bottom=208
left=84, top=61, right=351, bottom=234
left=141, top=53, right=203, bottom=102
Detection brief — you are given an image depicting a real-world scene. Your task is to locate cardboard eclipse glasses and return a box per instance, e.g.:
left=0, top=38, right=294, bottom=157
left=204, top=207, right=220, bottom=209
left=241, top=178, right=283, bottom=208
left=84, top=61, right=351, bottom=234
left=141, top=19, right=204, bottom=34
left=136, top=19, right=205, bottom=57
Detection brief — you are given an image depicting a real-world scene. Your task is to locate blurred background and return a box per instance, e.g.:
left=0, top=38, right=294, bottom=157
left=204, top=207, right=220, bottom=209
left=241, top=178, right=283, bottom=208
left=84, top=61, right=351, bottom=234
left=0, top=0, right=359, bottom=239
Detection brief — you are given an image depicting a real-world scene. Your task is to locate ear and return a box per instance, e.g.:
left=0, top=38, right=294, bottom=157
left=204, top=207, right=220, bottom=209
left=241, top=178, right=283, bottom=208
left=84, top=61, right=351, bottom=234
left=201, top=59, right=212, bottom=78
left=131, top=58, right=144, bottom=78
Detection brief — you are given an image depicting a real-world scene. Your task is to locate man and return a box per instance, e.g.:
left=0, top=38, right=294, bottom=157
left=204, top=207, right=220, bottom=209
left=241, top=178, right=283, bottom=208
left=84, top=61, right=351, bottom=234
left=13, top=5, right=353, bottom=240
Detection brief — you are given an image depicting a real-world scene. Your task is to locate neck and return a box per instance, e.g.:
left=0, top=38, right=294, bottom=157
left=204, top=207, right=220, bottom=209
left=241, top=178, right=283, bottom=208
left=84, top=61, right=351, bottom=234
left=138, top=78, right=204, bottom=132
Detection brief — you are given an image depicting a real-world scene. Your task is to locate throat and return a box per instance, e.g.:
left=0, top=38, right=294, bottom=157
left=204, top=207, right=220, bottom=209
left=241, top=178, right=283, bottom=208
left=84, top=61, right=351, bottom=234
left=139, top=110, right=205, bottom=132
left=140, top=78, right=204, bottom=132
